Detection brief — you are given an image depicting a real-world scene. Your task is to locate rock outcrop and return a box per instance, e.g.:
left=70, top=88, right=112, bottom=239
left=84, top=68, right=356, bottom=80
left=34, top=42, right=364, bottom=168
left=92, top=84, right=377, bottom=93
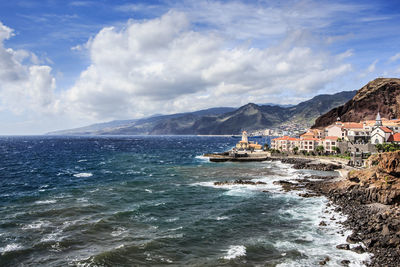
left=313, top=78, right=400, bottom=128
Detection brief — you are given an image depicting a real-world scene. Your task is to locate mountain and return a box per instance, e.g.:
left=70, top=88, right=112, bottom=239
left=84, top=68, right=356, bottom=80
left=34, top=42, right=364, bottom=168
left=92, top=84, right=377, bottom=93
left=48, top=91, right=356, bottom=135
left=261, top=103, right=295, bottom=108
left=312, top=78, right=400, bottom=128
left=47, top=107, right=236, bottom=135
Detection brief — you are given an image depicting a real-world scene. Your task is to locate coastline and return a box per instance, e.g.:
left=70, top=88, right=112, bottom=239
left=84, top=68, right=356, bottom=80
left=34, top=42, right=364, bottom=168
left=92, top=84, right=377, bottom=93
left=268, top=155, right=400, bottom=267
left=208, top=152, right=399, bottom=266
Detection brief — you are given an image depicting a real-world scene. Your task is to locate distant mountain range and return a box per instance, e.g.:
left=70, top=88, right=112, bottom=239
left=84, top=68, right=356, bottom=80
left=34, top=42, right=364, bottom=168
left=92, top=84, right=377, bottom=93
left=313, top=78, right=400, bottom=128
left=48, top=91, right=356, bottom=135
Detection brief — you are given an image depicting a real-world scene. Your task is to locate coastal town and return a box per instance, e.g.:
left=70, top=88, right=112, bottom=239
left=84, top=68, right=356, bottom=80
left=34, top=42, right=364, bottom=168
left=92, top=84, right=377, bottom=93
left=264, top=112, right=400, bottom=167
left=206, top=111, right=400, bottom=167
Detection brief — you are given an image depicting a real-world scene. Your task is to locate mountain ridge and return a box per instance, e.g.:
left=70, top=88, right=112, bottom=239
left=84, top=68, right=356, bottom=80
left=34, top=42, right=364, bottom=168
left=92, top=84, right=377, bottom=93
left=48, top=90, right=356, bottom=135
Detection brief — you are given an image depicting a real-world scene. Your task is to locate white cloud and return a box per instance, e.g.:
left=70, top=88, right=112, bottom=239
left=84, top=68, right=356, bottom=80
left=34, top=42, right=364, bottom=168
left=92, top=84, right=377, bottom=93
left=62, top=11, right=352, bottom=120
left=0, top=21, right=57, bottom=114
left=390, top=53, right=400, bottom=62
left=367, top=59, right=378, bottom=72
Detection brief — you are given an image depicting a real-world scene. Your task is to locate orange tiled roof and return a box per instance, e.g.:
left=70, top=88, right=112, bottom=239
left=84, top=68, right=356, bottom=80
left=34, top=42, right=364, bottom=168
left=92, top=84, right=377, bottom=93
left=342, top=122, right=363, bottom=129
left=324, top=136, right=338, bottom=140
left=272, top=136, right=300, bottom=141
left=388, top=133, right=400, bottom=142
left=301, top=138, right=319, bottom=141
left=380, top=126, right=393, bottom=133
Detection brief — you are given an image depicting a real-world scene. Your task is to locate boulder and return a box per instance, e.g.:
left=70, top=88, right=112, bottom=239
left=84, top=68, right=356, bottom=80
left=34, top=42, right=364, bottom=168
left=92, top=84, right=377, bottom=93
left=336, top=244, right=350, bottom=250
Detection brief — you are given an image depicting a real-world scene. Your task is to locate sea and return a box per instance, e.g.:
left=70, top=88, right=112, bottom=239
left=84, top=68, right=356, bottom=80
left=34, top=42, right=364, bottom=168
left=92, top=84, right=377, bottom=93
left=0, top=136, right=371, bottom=266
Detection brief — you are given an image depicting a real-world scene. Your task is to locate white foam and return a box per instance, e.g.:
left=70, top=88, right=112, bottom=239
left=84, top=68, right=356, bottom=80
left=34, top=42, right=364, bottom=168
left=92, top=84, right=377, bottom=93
left=40, top=230, right=64, bottom=243
left=76, top=197, right=88, bottom=203
left=111, top=227, right=127, bottom=237
left=35, top=199, right=56, bottom=204
left=145, top=189, right=153, bottom=193
left=0, top=243, right=23, bottom=253
left=275, top=198, right=372, bottom=266
left=166, top=217, right=179, bottom=222
left=195, top=155, right=210, bottom=162
left=22, top=220, right=50, bottom=230
left=77, top=159, right=87, bottom=162
left=73, top=172, right=93, bottom=178
left=223, top=245, right=246, bottom=260
left=216, top=216, right=229, bottom=221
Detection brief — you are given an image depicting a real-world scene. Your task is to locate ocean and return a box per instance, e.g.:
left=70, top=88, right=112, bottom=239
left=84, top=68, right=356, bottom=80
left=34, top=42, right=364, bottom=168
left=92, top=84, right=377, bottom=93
left=0, top=136, right=370, bottom=266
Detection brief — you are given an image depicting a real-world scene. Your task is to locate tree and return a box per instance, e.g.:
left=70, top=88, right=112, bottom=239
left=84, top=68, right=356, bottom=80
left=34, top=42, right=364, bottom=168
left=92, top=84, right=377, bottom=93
left=315, top=145, right=324, bottom=155
left=375, top=143, right=384, bottom=152
left=333, top=146, right=340, bottom=154
left=293, top=146, right=299, bottom=154
left=263, top=144, right=269, bottom=151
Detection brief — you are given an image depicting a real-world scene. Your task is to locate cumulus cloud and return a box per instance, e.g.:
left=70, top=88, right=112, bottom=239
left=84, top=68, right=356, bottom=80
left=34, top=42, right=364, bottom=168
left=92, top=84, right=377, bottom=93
left=0, top=22, right=57, bottom=114
left=63, top=11, right=352, bottom=120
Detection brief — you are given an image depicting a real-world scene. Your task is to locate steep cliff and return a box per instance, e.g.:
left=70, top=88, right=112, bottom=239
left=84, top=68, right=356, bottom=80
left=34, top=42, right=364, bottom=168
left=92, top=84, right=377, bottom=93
left=313, top=78, right=400, bottom=128
left=345, top=151, right=400, bottom=205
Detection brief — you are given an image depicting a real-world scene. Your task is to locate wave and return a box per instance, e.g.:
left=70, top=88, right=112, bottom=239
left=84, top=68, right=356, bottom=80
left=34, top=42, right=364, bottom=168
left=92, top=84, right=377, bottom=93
left=35, top=199, right=56, bottom=204
left=21, top=220, right=50, bottom=230
left=73, top=172, right=93, bottom=178
left=223, top=245, right=246, bottom=260
left=195, top=155, right=210, bottom=162
left=0, top=243, right=23, bottom=253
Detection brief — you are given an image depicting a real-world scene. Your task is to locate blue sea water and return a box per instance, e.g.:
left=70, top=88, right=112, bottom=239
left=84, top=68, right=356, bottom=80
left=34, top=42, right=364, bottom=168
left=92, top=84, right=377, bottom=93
left=0, top=136, right=370, bottom=266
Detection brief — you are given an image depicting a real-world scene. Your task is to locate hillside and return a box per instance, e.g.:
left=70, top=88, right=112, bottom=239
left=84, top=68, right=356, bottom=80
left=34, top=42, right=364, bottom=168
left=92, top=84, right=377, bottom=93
left=313, top=78, right=400, bottom=128
left=49, top=90, right=356, bottom=135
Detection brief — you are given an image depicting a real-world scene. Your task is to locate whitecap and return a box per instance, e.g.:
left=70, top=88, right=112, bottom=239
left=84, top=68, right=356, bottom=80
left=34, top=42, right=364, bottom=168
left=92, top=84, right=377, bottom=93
left=166, top=217, right=179, bottom=222
left=77, top=159, right=87, bottom=162
left=35, top=199, right=56, bottom=204
left=22, top=220, right=50, bottom=230
left=145, top=189, right=152, bottom=193
left=0, top=243, right=23, bottom=253
left=76, top=197, right=88, bottom=203
left=73, top=172, right=93, bottom=178
left=223, top=245, right=246, bottom=260
left=195, top=155, right=210, bottom=162
left=111, top=227, right=127, bottom=237
left=40, top=230, right=63, bottom=243
left=216, top=216, right=229, bottom=221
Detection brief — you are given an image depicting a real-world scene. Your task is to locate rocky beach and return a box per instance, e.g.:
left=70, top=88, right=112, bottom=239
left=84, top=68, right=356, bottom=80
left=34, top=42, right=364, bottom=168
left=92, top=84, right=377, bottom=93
left=210, top=152, right=400, bottom=266
left=267, top=153, right=400, bottom=266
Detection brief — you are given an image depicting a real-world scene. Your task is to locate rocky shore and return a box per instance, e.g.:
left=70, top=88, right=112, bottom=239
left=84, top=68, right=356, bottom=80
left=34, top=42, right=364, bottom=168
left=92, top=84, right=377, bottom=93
left=276, top=152, right=400, bottom=266
left=212, top=153, right=400, bottom=266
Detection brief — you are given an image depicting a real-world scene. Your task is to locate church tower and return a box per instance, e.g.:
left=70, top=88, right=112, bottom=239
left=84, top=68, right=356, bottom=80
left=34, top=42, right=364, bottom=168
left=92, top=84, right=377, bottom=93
left=375, top=112, right=382, bottom=127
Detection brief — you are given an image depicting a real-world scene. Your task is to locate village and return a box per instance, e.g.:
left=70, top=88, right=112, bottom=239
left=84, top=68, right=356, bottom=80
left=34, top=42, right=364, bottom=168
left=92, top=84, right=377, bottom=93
left=269, top=112, right=400, bottom=166
left=206, top=112, right=400, bottom=166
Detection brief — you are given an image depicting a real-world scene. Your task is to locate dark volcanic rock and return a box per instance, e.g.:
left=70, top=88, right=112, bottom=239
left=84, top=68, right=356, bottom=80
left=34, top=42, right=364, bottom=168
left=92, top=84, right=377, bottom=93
left=214, top=179, right=266, bottom=186
left=336, top=244, right=350, bottom=250
left=293, top=162, right=341, bottom=171
left=351, top=245, right=365, bottom=254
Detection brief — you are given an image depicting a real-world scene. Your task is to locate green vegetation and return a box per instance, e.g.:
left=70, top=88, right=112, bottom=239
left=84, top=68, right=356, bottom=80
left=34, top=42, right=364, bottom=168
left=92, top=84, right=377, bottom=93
left=315, top=145, right=324, bottom=155
left=375, top=143, right=400, bottom=152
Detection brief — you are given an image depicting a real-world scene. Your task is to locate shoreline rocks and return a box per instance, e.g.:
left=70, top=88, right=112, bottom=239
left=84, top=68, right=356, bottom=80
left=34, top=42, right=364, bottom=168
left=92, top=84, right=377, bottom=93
left=285, top=152, right=400, bottom=267
left=214, top=179, right=267, bottom=186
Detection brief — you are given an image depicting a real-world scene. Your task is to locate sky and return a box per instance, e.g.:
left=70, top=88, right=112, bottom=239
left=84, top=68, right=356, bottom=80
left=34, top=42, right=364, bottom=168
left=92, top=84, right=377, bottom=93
left=0, top=0, right=400, bottom=134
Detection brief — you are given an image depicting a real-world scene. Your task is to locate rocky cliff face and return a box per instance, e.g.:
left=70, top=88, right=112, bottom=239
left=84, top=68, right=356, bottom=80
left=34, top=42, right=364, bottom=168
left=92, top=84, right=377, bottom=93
left=313, top=78, right=400, bottom=128
left=345, top=151, right=400, bottom=205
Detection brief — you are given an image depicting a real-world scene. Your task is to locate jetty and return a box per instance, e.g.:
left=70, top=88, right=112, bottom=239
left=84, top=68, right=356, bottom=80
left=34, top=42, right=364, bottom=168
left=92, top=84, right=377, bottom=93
left=204, top=131, right=270, bottom=162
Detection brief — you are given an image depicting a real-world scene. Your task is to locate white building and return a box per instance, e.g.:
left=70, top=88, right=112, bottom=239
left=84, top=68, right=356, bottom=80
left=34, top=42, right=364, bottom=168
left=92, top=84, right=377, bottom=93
left=370, top=113, right=393, bottom=144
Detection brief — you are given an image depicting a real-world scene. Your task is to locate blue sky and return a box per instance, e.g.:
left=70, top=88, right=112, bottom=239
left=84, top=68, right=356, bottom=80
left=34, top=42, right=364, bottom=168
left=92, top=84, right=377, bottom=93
left=0, top=0, right=399, bottom=134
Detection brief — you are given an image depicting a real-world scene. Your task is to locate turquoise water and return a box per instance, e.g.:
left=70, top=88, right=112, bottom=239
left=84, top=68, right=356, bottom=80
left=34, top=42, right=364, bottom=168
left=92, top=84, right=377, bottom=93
left=0, top=136, right=369, bottom=266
